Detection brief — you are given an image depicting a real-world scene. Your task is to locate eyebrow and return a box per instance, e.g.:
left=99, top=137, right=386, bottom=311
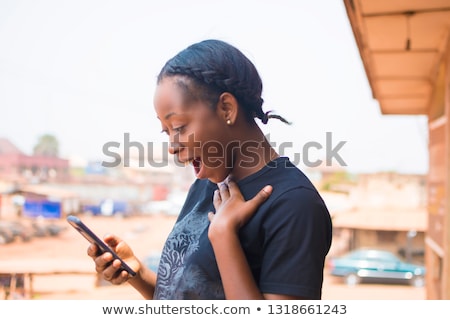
left=156, top=112, right=176, bottom=121
left=165, top=112, right=176, bottom=120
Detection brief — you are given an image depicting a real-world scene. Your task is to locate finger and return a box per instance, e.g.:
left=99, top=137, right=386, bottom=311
left=93, top=251, right=113, bottom=273
left=110, top=270, right=131, bottom=285
left=102, top=260, right=123, bottom=282
left=218, top=182, right=230, bottom=200
left=108, top=259, right=134, bottom=283
left=213, top=189, right=221, bottom=209
left=103, top=234, right=121, bottom=248
left=111, top=258, right=128, bottom=274
left=115, top=241, right=129, bottom=256
left=87, top=243, right=100, bottom=258
left=227, top=179, right=242, bottom=198
left=247, top=185, right=273, bottom=209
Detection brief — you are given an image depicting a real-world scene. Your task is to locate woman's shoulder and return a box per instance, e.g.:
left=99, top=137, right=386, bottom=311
left=265, top=157, right=316, bottom=188
left=266, top=158, right=330, bottom=206
left=240, top=157, right=325, bottom=205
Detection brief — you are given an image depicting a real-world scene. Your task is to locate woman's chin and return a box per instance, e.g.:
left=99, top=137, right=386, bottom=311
left=203, top=171, right=230, bottom=184
left=193, top=160, right=229, bottom=182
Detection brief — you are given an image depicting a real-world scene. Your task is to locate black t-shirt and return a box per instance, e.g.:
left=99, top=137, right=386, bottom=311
left=153, top=157, right=332, bottom=299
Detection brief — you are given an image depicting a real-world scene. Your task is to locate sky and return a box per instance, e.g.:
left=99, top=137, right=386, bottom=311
left=0, top=0, right=429, bottom=174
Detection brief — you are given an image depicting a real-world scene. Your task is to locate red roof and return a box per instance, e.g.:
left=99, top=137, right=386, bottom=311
left=0, top=138, right=24, bottom=155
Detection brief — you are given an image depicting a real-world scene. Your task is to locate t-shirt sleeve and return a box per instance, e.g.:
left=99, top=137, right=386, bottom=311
left=258, top=187, right=332, bottom=299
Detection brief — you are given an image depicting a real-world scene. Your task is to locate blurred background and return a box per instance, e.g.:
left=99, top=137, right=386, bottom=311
left=0, top=0, right=449, bottom=300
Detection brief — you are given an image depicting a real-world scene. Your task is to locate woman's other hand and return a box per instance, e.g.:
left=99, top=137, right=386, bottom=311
left=208, top=179, right=272, bottom=235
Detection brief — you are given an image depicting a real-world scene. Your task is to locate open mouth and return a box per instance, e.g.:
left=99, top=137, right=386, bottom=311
left=192, top=158, right=201, bottom=175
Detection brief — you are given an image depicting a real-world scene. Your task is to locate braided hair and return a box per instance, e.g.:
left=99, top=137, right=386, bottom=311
left=157, top=39, right=290, bottom=125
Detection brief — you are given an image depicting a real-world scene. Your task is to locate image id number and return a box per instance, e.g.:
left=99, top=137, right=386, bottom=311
left=268, top=304, right=347, bottom=315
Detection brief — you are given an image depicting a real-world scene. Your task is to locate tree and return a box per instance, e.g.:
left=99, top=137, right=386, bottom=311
left=33, top=134, right=59, bottom=157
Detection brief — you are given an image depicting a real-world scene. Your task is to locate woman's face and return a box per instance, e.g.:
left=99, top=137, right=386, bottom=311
left=154, top=76, right=233, bottom=183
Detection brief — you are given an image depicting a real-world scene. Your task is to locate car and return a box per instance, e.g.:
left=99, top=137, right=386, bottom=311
left=328, top=248, right=426, bottom=287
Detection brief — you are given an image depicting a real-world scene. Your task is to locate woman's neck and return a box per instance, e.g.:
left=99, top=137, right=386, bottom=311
left=229, top=125, right=279, bottom=181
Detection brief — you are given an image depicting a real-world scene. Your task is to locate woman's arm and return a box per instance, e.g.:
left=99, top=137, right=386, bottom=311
left=208, top=222, right=264, bottom=299
left=127, top=262, right=158, bottom=299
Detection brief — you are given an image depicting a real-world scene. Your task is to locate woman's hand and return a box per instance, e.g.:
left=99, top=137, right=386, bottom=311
left=208, top=179, right=272, bottom=235
left=87, top=234, right=140, bottom=285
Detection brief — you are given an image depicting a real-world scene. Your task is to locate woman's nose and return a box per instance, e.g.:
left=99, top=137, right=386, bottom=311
left=168, top=131, right=183, bottom=155
left=168, top=140, right=181, bottom=155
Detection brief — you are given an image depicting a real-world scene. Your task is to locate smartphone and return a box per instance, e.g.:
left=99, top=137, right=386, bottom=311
left=66, top=215, right=136, bottom=277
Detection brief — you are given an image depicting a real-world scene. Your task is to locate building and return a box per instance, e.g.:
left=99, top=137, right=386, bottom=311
left=0, top=137, right=197, bottom=219
left=331, top=172, right=427, bottom=264
left=0, top=138, right=69, bottom=183
left=343, top=0, right=450, bottom=299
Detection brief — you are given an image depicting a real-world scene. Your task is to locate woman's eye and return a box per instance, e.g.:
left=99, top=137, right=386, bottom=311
left=160, top=125, right=185, bottom=135
left=173, top=126, right=185, bottom=133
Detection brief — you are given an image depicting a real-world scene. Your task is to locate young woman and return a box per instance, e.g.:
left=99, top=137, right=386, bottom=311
left=88, top=39, right=332, bottom=300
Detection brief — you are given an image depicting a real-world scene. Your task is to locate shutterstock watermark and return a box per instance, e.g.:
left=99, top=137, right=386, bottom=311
left=101, top=132, right=347, bottom=168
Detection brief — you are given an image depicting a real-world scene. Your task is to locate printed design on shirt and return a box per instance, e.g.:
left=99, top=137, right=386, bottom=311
left=173, top=263, right=224, bottom=299
left=155, top=203, right=210, bottom=299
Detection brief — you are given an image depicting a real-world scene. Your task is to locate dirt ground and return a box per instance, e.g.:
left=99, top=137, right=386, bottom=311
left=0, top=214, right=425, bottom=300
left=0, top=214, right=175, bottom=300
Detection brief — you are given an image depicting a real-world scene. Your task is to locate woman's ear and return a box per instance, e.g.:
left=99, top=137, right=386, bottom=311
left=216, top=92, right=239, bottom=125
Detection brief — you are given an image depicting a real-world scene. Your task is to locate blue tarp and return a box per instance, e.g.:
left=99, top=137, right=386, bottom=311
left=82, top=200, right=128, bottom=216
left=23, top=200, right=61, bottom=218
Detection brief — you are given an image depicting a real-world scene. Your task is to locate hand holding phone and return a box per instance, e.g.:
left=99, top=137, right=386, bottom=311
left=66, top=215, right=136, bottom=277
